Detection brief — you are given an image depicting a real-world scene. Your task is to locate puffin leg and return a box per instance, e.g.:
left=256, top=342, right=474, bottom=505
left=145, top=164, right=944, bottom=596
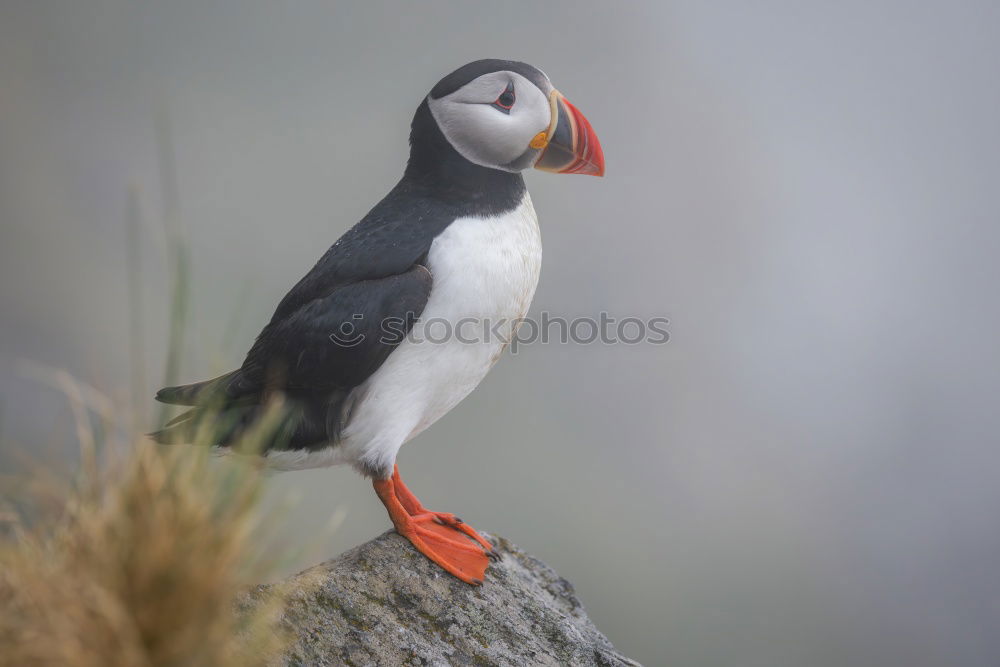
left=390, top=465, right=497, bottom=554
left=373, top=466, right=492, bottom=585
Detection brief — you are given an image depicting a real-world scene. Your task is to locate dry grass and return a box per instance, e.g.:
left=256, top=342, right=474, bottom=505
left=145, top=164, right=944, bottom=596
left=0, top=126, right=306, bottom=665
left=0, top=408, right=289, bottom=667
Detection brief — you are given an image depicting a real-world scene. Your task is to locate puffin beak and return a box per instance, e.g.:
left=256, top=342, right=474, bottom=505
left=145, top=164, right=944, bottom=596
left=532, top=91, right=605, bottom=177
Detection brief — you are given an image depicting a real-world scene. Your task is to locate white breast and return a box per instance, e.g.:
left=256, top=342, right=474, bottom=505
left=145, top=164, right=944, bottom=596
left=320, top=193, right=542, bottom=475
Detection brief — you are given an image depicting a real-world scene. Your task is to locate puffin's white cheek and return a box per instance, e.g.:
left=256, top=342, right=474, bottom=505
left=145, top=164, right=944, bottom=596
left=439, top=105, right=528, bottom=167
left=481, top=117, right=534, bottom=164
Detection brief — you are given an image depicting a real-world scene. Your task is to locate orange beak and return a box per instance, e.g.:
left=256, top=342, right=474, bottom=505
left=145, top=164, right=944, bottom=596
left=533, top=91, right=605, bottom=177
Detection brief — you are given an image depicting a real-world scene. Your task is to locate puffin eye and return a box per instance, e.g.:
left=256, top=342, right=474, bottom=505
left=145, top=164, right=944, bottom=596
left=491, top=83, right=515, bottom=114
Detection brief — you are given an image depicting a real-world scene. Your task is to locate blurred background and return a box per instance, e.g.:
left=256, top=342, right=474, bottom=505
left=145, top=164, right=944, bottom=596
left=2, top=1, right=999, bottom=665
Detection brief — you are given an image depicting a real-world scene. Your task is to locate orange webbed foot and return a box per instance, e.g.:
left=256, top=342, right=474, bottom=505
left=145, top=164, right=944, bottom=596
left=396, top=515, right=490, bottom=584
left=417, top=511, right=499, bottom=559
left=374, top=466, right=496, bottom=584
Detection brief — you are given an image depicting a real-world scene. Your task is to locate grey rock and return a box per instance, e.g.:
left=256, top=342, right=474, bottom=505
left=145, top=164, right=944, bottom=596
left=241, top=530, right=639, bottom=667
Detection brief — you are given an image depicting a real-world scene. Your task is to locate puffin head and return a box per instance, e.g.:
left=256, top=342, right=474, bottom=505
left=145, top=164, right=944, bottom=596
left=419, top=59, right=604, bottom=177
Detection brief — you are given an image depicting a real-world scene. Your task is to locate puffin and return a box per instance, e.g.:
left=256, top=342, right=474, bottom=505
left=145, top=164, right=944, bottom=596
left=152, top=59, right=604, bottom=585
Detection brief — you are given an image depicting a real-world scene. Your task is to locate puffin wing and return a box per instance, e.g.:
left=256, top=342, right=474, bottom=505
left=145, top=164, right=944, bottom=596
left=155, top=177, right=458, bottom=409
left=156, top=264, right=432, bottom=406
left=239, top=264, right=432, bottom=393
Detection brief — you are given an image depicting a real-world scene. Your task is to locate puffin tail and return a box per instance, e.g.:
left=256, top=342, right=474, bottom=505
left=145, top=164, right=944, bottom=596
left=149, top=391, right=345, bottom=451
left=155, top=370, right=241, bottom=406
left=148, top=407, right=200, bottom=443
left=148, top=403, right=259, bottom=446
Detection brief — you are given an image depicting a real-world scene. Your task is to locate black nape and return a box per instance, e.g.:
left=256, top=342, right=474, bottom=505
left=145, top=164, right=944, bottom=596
left=403, top=99, right=526, bottom=217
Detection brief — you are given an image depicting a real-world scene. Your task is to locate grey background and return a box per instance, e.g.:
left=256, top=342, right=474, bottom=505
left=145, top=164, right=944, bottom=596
left=2, top=2, right=999, bottom=665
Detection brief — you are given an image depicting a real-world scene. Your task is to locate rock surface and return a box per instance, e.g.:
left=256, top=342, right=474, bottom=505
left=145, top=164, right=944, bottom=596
left=241, top=530, right=638, bottom=666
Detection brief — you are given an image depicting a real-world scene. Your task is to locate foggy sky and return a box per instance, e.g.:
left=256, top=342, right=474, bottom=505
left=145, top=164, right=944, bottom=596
left=2, top=2, right=999, bottom=665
